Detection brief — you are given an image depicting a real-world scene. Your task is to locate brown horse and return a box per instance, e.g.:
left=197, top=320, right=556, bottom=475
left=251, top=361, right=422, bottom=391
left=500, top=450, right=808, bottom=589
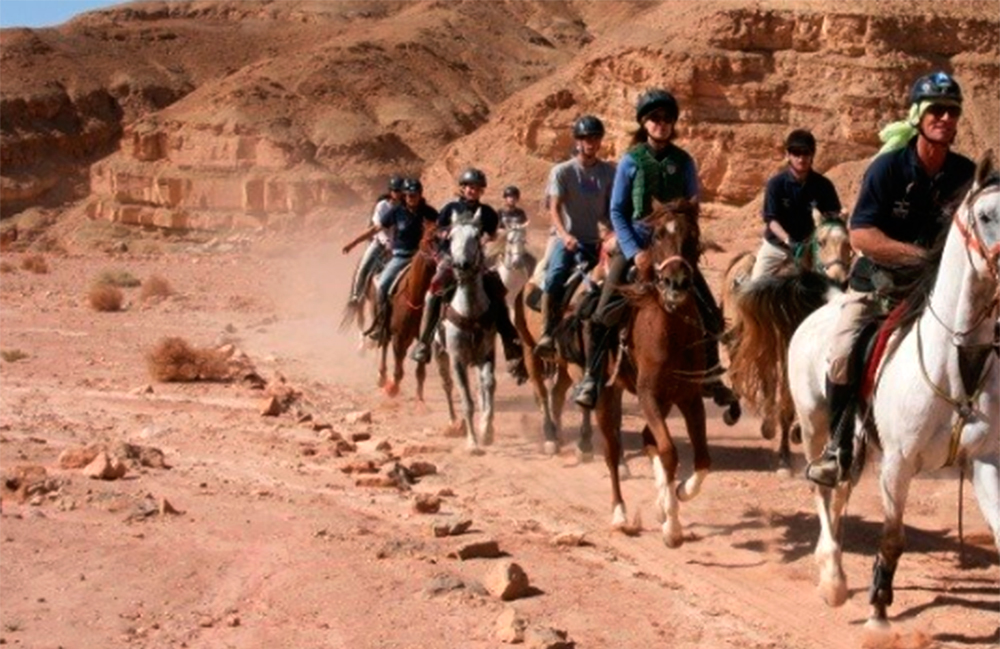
left=723, top=213, right=852, bottom=473
left=595, top=199, right=710, bottom=548
left=375, top=226, right=437, bottom=398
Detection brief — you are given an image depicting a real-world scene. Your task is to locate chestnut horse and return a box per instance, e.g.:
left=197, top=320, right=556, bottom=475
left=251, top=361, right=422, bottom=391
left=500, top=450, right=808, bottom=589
left=596, top=199, right=710, bottom=548
left=723, top=213, right=852, bottom=473
left=375, top=225, right=437, bottom=398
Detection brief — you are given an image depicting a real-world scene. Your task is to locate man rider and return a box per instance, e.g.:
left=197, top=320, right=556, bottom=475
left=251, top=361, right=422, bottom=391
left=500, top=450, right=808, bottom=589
left=346, top=175, right=404, bottom=305
left=805, top=71, right=976, bottom=487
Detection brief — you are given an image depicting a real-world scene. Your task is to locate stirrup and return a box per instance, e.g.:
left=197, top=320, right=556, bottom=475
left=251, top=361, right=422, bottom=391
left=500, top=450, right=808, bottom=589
left=574, top=376, right=599, bottom=409
left=410, top=341, right=431, bottom=363
left=534, top=334, right=556, bottom=356
left=805, top=452, right=845, bottom=488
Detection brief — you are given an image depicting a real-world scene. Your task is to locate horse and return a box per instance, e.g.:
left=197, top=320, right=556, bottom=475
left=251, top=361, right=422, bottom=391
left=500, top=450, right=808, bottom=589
left=434, top=208, right=497, bottom=454
left=372, top=226, right=437, bottom=399
left=724, top=212, right=853, bottom=474
left=788, top=152, right=999, bottom=628
left=495, top=222, right=537, bottom=306
left=339, top=252, right=384, bottom=351
left=594, top=198, right=711, bottom=548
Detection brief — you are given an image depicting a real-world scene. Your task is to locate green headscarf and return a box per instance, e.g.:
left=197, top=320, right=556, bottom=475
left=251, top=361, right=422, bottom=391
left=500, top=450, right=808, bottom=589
left=877, top=99, right=959, bottom=155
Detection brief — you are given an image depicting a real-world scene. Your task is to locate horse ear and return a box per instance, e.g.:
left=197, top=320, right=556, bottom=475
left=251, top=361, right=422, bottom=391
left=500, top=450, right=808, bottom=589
left=812, top=207, right=823, bottom=229
left=650, top=197, right=665, bottom=214
left=473, top=207, right=482, bottom=227
left=975, top=149, right=995, bottom=187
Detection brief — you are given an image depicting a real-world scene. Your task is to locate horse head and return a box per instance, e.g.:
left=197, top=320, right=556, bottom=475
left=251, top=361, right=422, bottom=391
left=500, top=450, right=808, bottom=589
left=449, top=207, right=484, bottom=280
left=959, top=150, right=1000, bottom=285
left=502, top=222, right=527, bottom=267
left=645, top=198, right=699, bottom=310
left=810, top=210, right=852, bottom=286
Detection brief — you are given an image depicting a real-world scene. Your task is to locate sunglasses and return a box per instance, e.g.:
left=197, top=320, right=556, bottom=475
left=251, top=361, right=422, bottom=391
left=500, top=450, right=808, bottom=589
left=644, top=111, right=675, bottom=124
left=926, top=104, right=962, bottom=119
left=787, top=148, right=814, bottom=157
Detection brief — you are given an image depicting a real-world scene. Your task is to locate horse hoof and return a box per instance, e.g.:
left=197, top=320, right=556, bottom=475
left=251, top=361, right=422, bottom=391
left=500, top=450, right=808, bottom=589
left=383, top=382, right=400, bottom=398
left=574, top=446, right=593, bottom=463
left=863, top=617, right=891, bottom=633
left=775, top=467, right=793, bottom=481
left=818, top=578, right=849, bottom=608
left=543, top=440, right=558, bottom=457
left=482, top=431, right=495, bottom=446
left=760, top=422, right=776, bottom=440
left=723, top=402, right=741, bottom=426
left=466, top=446, right=485, bottom=457
left=662, top=522, right=683, bottom=548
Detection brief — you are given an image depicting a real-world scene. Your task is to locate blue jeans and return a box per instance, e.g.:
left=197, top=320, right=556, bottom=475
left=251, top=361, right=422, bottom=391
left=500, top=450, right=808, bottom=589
left=377, top=253, right=414, bottom=303
left=543, top=239, right=597, bottom=298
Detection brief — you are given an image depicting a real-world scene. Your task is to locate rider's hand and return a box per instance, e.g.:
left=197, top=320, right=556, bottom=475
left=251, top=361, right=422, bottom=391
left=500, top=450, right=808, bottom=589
left=563, top=234, right=579, bottom=252
left=341, top=244, right=351, bottom=255
left=634, top=250, right=652, bottom=274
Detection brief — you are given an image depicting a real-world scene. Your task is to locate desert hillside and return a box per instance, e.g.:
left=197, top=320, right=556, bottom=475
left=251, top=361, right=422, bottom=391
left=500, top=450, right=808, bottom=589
left=1, top=0, right=997, bottom=233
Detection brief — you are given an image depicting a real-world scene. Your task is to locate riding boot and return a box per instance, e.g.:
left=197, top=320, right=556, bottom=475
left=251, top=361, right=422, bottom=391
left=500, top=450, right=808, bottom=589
left=534, top=292, right=559, bottom=357
left=805, top=378, right=857, bottom=488
left=410, top=293, right=442, bottom=363
left=484, top=271, right=528, bottom=384
left=574, top=321, right=611, bottom=409
left=700, top=333, right=736, bottom=405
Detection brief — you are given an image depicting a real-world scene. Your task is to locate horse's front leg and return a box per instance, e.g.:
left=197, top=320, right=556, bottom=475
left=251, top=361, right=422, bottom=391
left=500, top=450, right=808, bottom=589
left=415, top=360, right=427, bottom=402
left=477, top=341, right=496, bottom=446
left=596, top=386, right=626, bottom=530
left=637, top=383, right=682, bottom=548
left=523, top=336, right=557, bottom=455
left=385, top=335, right=406, bottom=397
left=867, top=456, right=914, bottom=629
left=452, top=356, right=479, bottom=454
left=546, top=365, right=573, bottom=457
left=435, top=348, right=459, bottom=429
left=377, top=340, right=389, bottom=388
left=676, top=394, right=708, bottom=502
left=971, top=458, right=1000, bottom=551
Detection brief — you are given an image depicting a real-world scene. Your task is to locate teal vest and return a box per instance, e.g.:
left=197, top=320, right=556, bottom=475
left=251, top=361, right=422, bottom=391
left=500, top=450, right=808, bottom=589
left=629, top=143, right=692, bottom=222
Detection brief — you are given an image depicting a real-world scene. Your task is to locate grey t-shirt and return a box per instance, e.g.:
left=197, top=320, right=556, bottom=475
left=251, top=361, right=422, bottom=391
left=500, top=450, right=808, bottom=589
left=546, top=158, right=616, bottom=245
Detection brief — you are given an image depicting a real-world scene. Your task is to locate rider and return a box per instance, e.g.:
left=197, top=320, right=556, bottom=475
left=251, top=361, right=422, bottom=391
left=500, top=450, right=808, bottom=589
left=574, top=88, right=735, bottom=410
left=342, top=178, right=438, bottom=342
left=410, top=168, right=528, bottom=382
left=498, top=185, right=529, bottom=228
left=347, top=175, right=404, bottom=305
left=805, top=71, right=976, bottom=488
left=750, top=129, right=842, bottom=280
left=535, top=115, right=616, bottom=357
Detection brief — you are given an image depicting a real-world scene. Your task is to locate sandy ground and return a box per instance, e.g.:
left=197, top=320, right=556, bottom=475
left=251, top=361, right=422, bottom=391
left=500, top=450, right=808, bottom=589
left=0, top=220, right=997, bottom=649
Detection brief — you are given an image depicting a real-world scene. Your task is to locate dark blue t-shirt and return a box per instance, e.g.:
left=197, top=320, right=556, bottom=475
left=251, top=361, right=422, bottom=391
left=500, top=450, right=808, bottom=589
left=379, top=201, right=438, bottom=255
left=762, top=168, right=841, bottom=246
left=851, top=139, right=975, bottom=248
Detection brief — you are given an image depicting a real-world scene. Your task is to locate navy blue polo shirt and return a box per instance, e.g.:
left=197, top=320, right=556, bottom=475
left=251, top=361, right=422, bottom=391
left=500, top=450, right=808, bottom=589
left=761, top=168, right=841, bottom=246
left=851, top=138, right=975, bottom=248
left=379, top=201, right=438, bottom=255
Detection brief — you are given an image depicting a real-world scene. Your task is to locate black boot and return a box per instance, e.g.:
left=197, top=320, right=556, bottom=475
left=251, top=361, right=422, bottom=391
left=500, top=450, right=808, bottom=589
left=410, top=293, right=442, bottom=363
left=805, top=378, right=857, bottom=488
left=534, top=292, right=559, bottom=357
left=574, top=322, right=611, bottom=409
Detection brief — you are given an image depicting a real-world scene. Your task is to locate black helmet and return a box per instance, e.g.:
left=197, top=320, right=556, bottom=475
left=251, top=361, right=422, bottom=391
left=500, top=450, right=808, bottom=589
left=573, top=115, right=605, bottom=139
left=785, top=129, right=816, bottom=154
left=502, top=185, right=520, bottom=199
left=635, top=88, right=679, bottom=124
left=388, top=175, right=405, bottom=192
left=402, top=178, right=423, bottom=194
left=909, top=71, right=963, bottom=106
left=458, top=168, right=487, bottom=188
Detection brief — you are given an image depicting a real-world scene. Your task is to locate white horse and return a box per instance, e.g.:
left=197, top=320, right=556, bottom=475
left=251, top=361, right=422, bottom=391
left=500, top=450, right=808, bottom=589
left=437, top=208, right=497, bottom=454
left=495, top=222, right=536, bottom=306
left=788, top=153, right=1000, bottom=628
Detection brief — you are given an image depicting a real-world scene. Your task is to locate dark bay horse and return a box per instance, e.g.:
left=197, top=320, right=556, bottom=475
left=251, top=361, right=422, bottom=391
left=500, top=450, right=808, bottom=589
left=596, top=199, right=710, bottom=548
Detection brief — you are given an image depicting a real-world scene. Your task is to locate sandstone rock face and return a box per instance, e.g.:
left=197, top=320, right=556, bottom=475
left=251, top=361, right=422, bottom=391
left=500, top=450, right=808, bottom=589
left=1, top=1, right=997, bottom=228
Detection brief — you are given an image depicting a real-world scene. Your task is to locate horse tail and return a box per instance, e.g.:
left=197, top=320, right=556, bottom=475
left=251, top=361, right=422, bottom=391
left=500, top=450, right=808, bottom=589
left=729, top=271, right=834, bottom=411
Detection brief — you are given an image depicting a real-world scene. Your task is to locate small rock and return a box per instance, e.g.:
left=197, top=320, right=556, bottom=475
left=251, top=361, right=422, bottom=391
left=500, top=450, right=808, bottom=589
left=159, top=498, right=182, bottom=516
left=129, top=384, right=154, bottom=396
left=297, top=413, right=313, bottom=424
left=450, top=539, right=501, bottom=560
left=344, top=410, right=371, bottom=425
left=551, top=531, right=586, bottom=547
left=401, top=444, right=448, bottom=457
left=350, top=431, right=371, bottom=442
left=374, top=439, right=392, bottom=452
left=484, top=560, right=531, bottom=601
left=437, top=488, right=456, bottom=498
left=225, top=616, right=240, bottom=627
left=198, top=616, right=215, bottom=628
left=408, top=461, right=437, bottom=478
left=422, top=573, right=466, bottom=597
left=524, top=626, right=574, bottom=649
left=496, top=607, right=527, bottom=644
left=58, top=445, right=102, bottom=469
left=432, top=518, right=473, bottom=538
left=354, top=475, right=399, bottom=489
left=83, top=452, right=127, bottom=480
left=260, top=396, right=283, bottom=417
left=340, top=460, right=377, bottom=475
left=333, top=439, right=357, bottom=454
left=313, top=422, right=333, bottom=432
left=413, top=493, right=441, bottom=514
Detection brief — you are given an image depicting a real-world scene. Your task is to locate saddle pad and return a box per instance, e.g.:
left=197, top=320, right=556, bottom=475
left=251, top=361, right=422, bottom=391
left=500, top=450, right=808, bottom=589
left=860, top=301, right=908, bottom=400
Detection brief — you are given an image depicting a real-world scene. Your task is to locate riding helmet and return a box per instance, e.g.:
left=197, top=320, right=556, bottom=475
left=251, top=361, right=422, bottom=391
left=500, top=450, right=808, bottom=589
left=388, top=174, right=405, bottom=192
left=458, top=168, right=487, bottom=188
left=635, top=88, right=679, bottom=124
left=402, top=178, right=423, bottom=194
left=909, top=71, right=963, bottom=105
left=573, top=115, right=606, bottom=139
left=785, top=129, right=817, bottom=154
left=502, top=185, right=521, bottom=199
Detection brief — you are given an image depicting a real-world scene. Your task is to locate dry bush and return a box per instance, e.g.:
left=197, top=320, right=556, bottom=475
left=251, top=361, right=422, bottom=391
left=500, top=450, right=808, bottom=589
left=1, top=349, right=29, bottom=363
left=88, top=283, right=124, bottom=312
left=96, top=268, right=141, bottom=287
left=0, top=261, right=16, bottom=274
left=140, top=274, right=173, bottom=300
left=20, top=254, right=49, bottom=274
left=146, top=337, right=231, bottom=382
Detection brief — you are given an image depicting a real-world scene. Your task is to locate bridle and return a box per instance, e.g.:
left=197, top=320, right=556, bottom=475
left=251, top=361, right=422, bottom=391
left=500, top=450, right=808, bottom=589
left=811, top=218, right=852, bottom=280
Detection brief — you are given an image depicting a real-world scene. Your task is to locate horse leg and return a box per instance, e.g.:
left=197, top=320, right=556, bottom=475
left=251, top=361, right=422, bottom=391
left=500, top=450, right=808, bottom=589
left=524, top=341, right=557, bottom=455
left=596, top=386, right=626, bottom=530
left=415, top=360, right=427, bottom=403
left=971, top=458, right=1000, bottom=550
left=478, top=357, right=496, bottom=446
left=384, top=336, right=405, bottom=397
left=676, top=394, right=709, bottom=502
left=376, top=341, right=388, bottom=388
left=867, top=457, right=915, bottom=628
left=576, top=398, right=596, bottom=462
left=776, top=405, right=795, bottom=479
left=435, top=349, right=459, bottom=430
left=548, top=366, right=574, bottom=457
left=452, top=358, right=480, bottom=454
left=613, top=392, right=630, bottom=479
left=638, top=386, right=682, bottom=548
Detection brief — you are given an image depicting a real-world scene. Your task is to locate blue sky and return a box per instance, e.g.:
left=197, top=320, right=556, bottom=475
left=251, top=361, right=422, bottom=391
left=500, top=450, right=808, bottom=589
left=0, top=0, right=130, bottom=28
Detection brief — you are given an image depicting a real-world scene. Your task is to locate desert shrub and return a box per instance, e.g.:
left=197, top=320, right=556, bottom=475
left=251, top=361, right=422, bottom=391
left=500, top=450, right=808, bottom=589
left=95, top=268, right=141, bottom=288
left=0, top=261, right=15, bottom=274
left=20, top=254, right=49, bottom=274
left=88, top=283, right=124, bottom=312
left=146, top=337, right=230, bottom=382
left=140, top=274, right=173, bottom=300
left=0, top=349, right=28, bottom=363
